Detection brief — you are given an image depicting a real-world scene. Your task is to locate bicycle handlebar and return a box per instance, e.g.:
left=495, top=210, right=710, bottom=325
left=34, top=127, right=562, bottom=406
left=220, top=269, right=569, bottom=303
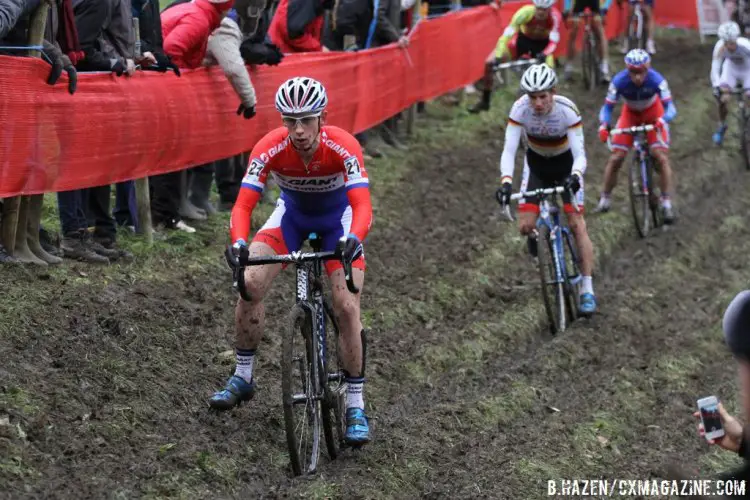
left=492, top=58, right=539, bottom=71
left=226, top=245, right=360, bottom=296
left=495, top=186, right=578, bottom=222
left=610, top=124, right=655, bottom=135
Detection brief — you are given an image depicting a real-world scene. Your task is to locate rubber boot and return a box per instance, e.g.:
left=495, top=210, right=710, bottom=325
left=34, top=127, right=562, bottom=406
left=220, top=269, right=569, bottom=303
left=1, top=196, right=21, bottom=254
left=179, top=170, right=207, bottom=221
left=27, top=194, right=62, bottom=265
left=13, top=196, right=47, bottom=265
left=189, top=163, right=218, bottom=216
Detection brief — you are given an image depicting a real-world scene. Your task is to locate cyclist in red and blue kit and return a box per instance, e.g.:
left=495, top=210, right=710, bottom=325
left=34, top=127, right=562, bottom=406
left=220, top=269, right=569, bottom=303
left=214, top=76, right=373, bottom=446
left=596, top=49, right=677, bottom=223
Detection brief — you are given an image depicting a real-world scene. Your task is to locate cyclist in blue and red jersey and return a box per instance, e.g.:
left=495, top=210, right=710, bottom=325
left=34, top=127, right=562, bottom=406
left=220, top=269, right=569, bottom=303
left=214, top=76, right=373, bottom=446
left=596, top=49, right=678, bottom=223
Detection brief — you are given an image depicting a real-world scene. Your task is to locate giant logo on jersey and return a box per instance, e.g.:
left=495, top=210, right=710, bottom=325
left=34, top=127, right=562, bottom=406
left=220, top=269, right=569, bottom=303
left=273, top=172, right=345, bottom=193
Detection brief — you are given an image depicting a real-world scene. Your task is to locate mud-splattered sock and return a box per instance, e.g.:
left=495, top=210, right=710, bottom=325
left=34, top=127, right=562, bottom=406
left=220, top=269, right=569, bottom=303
left=660, top=195, right=672, bottom=210
left=581, top=276, right=594, bottom=296
left=234, top=348, right=255, bottom=384
left=345, top=376, right=365, bottom=410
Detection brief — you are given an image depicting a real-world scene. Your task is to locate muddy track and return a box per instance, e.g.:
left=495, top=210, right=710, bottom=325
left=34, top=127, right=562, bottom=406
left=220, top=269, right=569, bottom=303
left=1, top=31, right=744, bottom=499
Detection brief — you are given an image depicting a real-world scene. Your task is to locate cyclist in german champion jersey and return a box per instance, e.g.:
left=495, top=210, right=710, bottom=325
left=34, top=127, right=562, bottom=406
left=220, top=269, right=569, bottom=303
left=470, top=0, right=561, bottom=114
left=497, top=64, right=598, bottom=315
left=711, top=22, right=750, bottom=145
left=215, top=77, right=373, bottom=446
left=562, top=0, right=613, bottom=83
left=596, top=49, right=677, bottom=223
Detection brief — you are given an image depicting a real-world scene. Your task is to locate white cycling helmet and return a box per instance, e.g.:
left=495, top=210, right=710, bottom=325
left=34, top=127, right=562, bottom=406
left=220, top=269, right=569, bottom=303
left=532, top=0, right=555, bottom=8
left=719, top=21, right=741, bottom=42
left=520, top=63, right=558, bottom=93
left=275, top=76, right=328, bottom=116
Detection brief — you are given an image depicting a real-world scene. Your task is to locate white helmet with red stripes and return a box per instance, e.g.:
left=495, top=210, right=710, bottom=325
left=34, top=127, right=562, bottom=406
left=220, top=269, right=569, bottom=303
left=275, top=77, right=328, bottom=116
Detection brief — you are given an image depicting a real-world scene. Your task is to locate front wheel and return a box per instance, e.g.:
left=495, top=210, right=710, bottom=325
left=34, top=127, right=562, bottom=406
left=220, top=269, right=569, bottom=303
left=582, top=33, right=593, bottom=91
left=282, top=304, right=321, bottom=476
left=628, top=152, right=652, bottom=238
left=740, top=106, right=750, bottom=170
left=536, top=225, right=567, bottom=334
left=320, top=298, right=345, bottom=459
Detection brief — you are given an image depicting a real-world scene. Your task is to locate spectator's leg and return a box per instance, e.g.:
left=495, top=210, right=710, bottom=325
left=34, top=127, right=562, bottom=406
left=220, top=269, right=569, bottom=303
left=189, top=162, right=218, bottom=216
left=87, top=185, right=117, bottom=242
left=151, top=171, right=195, bottom=233
left=215, top=156, right=237, bottom=211
left=179, top=169, right=207, bottom=221
left=1, top=196, right=21, bottom=257
left=12, top=196, right=46, bottom=265
left=114, top=181, right=136, bottom=229
left=469, top=51, right=497, bottom=113
left=26, top=194, right=62, bottom=265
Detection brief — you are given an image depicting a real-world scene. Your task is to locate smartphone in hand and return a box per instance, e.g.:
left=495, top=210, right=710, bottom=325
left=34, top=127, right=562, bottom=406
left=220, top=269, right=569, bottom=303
left=697, top=396, right=725, bottom=441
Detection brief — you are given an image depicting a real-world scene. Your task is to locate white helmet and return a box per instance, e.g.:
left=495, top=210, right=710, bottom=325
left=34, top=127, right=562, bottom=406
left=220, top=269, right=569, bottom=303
left=520, top=63, right=558, bottom=93
left=719, top=21, right=741, bottom=42
left=275, top=77, right=328, bottom=116
left=532, top=0, right=555, bottom=8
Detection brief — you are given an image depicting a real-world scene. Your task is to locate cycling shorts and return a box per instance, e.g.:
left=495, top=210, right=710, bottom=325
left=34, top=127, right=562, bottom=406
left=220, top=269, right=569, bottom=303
left=519, top=149, right=585, bottom=215
left=629, top=0, right=654, bottom=6
left=611, top=99, right=669, bottom=151
left=508, top=32, right=549, bottom=60
left=719, top=62, right=750, bottom=90
left=572, top=0, right=602, bottom=15
left=253, top=197, right=365, bottom=276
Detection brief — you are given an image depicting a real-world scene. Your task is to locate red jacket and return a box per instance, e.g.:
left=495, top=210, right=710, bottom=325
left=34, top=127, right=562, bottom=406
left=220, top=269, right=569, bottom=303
left=268, top=0, right=324, bottom=53
left=161, top=0, right=233, bottom=69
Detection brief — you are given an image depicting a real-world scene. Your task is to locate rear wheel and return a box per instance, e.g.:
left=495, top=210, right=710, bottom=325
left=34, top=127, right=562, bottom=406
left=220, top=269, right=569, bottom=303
left=536, top=225, right=566, bottom=334
left=282, top=305, right=321, bottom=476
left=628, top=153, right=651, bottom=238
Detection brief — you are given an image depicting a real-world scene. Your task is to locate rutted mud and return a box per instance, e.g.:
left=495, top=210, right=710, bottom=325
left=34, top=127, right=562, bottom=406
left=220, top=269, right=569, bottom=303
left=1, top=32, right=744, bottom=499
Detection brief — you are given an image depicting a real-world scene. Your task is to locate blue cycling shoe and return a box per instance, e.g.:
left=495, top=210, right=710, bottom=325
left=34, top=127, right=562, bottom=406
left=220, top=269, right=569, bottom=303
left=208, top=375, right=255, bottom=411
left=713, top=124, right=728, bottom=146
left=344, top=408, right=370, bottom=445
left=579, top=293, right=597, bottom=316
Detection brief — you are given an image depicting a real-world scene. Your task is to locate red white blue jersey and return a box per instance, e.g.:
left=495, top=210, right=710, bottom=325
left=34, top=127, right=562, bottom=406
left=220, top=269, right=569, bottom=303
left=599, top=68, right=676, bottom=123
left=230, top=126, right=372, bottom=244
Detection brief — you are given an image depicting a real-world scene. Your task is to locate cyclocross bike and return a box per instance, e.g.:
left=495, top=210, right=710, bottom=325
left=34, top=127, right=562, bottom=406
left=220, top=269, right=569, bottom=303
left=579, top=7, right=603, bottom=91
left=493, top=56, right=540, bottom=88
left=608, top=124, right=663, bottom=238
left=728, top=87, right=750, bottom=170
left=227, top=234, right=359, bottom=476
left=497, top=186, right=583, bottom=334
left=627, top=0, right=646, bottom=51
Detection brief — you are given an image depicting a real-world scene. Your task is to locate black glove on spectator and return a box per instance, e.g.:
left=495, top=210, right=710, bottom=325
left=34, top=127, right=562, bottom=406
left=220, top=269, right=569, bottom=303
left=238, top=103, right=256, bottom=119
left=240, top=40, right=285, bottom=66
left=111, top=59, right=125, bottom=76
left=47, top=60, right=78, bottom=94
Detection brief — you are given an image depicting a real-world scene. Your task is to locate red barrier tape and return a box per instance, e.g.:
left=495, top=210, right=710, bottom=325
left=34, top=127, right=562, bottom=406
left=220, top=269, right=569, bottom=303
left=0, top=6, right=503, bottom=197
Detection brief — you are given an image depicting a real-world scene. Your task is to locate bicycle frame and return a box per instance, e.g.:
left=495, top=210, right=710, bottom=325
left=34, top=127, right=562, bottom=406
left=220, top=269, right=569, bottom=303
left=629, top=2, right=644, bottom=47
left=500, top=187, right=581, bottom=289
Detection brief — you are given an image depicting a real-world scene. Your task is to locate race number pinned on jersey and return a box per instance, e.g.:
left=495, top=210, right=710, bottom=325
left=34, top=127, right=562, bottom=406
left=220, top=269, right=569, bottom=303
left=245, top=158, right=264, bottom=180
left=344, top=156, right=362, bottom=178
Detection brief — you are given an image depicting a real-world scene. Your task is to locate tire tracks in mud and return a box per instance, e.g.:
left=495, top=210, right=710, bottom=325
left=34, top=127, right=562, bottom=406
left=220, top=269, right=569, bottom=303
left=285, top=33, right=745, bottom=497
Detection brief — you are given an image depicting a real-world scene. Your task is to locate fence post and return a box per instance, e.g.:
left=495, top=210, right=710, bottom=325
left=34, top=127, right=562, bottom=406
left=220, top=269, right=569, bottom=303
left=132, top=17, right=153, bottom=243
left=405, top=0, right=422, bottom=136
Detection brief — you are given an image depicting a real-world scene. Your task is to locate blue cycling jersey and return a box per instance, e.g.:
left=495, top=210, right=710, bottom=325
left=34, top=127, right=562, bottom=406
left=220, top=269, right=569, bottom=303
left=599, top=68, right=677, bottom=124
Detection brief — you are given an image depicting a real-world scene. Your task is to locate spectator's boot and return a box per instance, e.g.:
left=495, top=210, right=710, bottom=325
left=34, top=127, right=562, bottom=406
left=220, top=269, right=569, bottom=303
left=26, top=194, right=62, bottom=265
left=380, top=124, right=408, bottom=151
left=12, top=196, right=47, bottom=266
left=468, top=91, right=491, bottom=114
left=90, top=235, right=130, bottom=262
left=1, top=196, right=21, bottom=256
left=0, top=243, right=18, bottom=264
left=189, top=168, right=218, bottom=216
left=179, top=171, right=207, bottom=221
left=40, top=227, right=63, bottom=257
left=61, top=230, right=109, bottom=264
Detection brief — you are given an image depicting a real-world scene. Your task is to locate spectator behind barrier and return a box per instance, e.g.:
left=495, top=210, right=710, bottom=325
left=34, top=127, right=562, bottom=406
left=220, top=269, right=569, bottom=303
left=691, top=290, right=750, bottom=487
left=161, top=0, right=234, bottom=69
left=268, top=0, right=332, bottom=52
